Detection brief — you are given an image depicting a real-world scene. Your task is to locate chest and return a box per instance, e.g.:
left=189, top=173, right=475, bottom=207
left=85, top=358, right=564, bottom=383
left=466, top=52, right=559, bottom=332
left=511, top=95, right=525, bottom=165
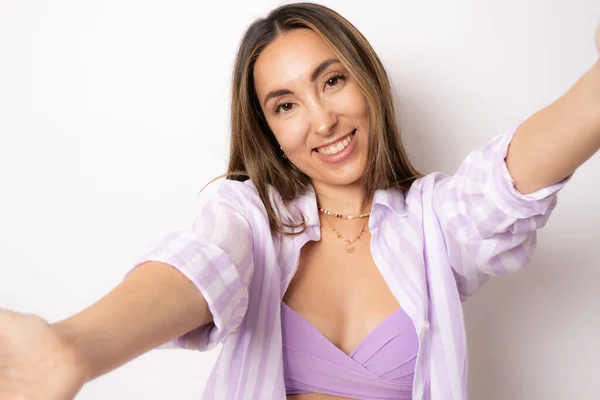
left=281, top=225, right=401, bottom=356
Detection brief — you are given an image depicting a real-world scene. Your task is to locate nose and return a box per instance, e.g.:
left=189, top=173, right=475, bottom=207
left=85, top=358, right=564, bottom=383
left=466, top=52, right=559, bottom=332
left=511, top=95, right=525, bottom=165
left=310, top=103, right=337, bottom=136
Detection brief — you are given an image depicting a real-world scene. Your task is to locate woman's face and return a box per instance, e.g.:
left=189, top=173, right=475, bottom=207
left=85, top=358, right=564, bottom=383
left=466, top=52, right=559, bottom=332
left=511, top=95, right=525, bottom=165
left=253, top=28, right=370, bottom=188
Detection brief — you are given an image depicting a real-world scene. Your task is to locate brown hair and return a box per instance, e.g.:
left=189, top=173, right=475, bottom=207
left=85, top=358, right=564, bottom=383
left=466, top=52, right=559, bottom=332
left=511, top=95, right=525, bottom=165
left=208, top=2, right=422, bottom=235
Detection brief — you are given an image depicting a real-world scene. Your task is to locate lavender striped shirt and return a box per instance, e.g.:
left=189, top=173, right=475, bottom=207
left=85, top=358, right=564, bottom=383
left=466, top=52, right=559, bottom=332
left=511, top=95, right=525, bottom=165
left=128, top=122, right=570, bottom=399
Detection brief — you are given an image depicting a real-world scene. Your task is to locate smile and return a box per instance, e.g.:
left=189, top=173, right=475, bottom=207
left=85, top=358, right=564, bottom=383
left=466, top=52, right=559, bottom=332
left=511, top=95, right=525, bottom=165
left=314, top=130, right=356, bottom=155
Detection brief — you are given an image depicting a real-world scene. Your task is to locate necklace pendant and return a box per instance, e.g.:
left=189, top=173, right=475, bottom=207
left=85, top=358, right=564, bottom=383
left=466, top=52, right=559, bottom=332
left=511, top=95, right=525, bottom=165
left=345, top=242, right=355, bottom=253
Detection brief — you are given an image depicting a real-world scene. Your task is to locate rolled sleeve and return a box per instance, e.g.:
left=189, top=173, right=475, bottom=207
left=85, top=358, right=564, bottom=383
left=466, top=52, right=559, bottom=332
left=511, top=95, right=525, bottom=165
left=433, top=121, right=572, bottom=300
left=126, top=181, right=254, bottom=351
left=486, top=123, right=572, bottom=219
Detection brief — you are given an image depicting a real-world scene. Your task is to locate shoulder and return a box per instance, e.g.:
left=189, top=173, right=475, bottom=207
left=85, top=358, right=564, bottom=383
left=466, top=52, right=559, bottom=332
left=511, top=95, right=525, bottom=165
left=397, top=172, right=451, bottom=207
left=410, top=172, right=449, bottom=191
left=200, top=178, right=271, bottom=221
left=214, top=179, right=260, bottom=207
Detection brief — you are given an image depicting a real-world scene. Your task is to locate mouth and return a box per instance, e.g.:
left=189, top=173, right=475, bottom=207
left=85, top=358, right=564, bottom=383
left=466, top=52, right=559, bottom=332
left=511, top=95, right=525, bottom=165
left=313, top=130, right=356, bottom=155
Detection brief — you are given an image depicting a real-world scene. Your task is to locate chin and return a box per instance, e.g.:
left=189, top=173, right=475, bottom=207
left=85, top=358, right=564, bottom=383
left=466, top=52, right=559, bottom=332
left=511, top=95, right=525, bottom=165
left=316, top=171, right=366, bottom=187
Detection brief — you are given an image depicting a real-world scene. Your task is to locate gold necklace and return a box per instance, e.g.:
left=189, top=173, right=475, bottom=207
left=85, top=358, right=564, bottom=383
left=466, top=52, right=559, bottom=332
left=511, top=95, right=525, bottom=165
left=321, top=215, right=369, bottom=253
left=318, top=207, right=371, bottom=219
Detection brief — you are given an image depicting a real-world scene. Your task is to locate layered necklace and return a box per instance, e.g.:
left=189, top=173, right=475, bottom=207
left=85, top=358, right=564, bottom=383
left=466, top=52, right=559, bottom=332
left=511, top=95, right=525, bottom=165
left=318, top=206, right=371, bottom=253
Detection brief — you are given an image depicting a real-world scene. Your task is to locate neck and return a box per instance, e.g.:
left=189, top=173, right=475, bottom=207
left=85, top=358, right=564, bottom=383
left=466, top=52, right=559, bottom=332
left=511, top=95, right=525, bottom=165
left=311, top=179, right=373, bottom=215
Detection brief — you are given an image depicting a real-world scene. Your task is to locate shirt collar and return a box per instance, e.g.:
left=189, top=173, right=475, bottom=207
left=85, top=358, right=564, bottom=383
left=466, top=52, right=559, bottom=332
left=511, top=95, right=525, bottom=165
left=289, top=184, right=408, bottom=229
left=372, top=187, right=409, bottom=218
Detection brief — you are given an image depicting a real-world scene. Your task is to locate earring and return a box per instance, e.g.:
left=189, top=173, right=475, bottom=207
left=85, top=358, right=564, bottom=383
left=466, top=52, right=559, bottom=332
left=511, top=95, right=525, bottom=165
left=280, top=146, right=288, bottom=159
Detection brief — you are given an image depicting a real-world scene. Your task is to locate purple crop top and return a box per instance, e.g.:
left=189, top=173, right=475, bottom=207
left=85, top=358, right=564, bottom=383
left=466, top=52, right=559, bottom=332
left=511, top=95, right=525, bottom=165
left=281, top=302, right=418, bottom=399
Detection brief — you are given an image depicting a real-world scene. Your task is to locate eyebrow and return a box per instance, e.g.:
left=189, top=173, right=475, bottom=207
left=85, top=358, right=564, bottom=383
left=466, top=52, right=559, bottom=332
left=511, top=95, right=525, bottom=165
left=262, top=58, right=340, bottom=107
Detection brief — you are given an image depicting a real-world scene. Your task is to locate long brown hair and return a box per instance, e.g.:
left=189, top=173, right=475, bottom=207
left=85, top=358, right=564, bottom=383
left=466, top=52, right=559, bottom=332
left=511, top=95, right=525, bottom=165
left=211, top=2, right=422, bottom=235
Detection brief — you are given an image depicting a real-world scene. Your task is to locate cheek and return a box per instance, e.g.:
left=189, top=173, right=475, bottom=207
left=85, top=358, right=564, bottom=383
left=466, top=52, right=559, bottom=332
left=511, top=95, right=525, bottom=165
left=335, top=87, right=369, bottom=120
left=355, top=95, right=370, bottom=120
left=270, top=119, right=309, bottom=154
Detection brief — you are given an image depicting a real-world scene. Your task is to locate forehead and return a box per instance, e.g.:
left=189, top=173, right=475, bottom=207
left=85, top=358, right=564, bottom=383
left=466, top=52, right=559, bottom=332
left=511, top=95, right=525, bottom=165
left=253, top=29, right=337, bottom=99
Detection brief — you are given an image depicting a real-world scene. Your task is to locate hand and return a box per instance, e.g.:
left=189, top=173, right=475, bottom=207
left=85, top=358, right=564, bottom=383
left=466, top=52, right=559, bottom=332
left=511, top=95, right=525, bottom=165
left=0, top=309, right=88, bottom=400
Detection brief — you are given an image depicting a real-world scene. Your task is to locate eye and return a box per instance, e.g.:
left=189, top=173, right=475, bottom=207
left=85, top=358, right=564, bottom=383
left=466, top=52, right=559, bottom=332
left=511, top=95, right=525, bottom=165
left=325, top=73, right=346, bottom=89
left=273, top=102, right=295, bottom=115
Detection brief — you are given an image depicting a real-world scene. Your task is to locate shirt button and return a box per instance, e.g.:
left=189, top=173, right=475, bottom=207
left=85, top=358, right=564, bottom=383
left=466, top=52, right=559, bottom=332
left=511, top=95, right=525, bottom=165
left=422, top=321, right=430, bottom=333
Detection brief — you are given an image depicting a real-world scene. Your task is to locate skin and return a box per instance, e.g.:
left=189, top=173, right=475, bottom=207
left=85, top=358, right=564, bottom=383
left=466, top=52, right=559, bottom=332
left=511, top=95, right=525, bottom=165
left=254, top=24, right=600, bottom=398
left=254, top=29, right=402, bottom=400
left=254, top=28, right=373, bottom=216
left=0, top=20, right=598, bottom=400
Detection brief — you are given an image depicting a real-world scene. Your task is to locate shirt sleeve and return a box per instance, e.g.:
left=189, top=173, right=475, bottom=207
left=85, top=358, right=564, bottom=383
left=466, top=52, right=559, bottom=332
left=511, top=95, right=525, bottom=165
left=432, top=122, right=572, bottom=301
left=125, top=180, right=254, bottom=351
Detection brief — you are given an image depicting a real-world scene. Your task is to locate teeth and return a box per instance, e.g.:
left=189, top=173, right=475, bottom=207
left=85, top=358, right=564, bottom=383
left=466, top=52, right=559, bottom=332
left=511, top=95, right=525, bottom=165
left=317, top=132, right=354, bottom=155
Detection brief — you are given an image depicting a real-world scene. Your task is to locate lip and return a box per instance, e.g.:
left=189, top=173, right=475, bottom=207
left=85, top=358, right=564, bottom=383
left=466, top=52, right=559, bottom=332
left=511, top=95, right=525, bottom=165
left=313, top=131, right=354, bottom=151
left=313, top=129, right=357, bottom=164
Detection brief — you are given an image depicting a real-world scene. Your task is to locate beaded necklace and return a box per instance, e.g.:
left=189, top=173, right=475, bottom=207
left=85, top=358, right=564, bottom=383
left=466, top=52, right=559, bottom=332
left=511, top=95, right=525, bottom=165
left=318, top=207, right=371, bottom=219
left=318, top=207, right=370, bottom=253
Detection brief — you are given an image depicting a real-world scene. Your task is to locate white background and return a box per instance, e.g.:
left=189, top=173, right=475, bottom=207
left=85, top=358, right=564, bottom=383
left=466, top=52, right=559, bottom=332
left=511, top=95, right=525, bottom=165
left=1, top=0, right=599, bottom=399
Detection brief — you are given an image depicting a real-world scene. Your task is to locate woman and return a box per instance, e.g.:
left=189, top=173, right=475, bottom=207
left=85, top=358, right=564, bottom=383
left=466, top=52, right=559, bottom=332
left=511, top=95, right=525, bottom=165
left=1, top=3, right=599, bottom=400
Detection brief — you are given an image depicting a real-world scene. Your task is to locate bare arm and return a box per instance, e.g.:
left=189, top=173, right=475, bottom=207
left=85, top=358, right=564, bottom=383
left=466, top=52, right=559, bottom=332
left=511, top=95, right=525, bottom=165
left=2, top=180, right=253, bottom=400
left=506, top=26, right=600, bottom=194
left=53, top=261, right=213, bottom=381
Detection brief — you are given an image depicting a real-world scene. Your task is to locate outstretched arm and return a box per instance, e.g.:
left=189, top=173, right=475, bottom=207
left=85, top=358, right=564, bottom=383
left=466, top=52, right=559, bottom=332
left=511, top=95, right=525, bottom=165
left=53, top=261, right=213, bottom=381
left=430, top=24, right=600, bottom=300
left=506, top=24, right=600, bottom=194
left=0, top=262, right=213, bottom=400
left=0, top=180, right=255, bottom=399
